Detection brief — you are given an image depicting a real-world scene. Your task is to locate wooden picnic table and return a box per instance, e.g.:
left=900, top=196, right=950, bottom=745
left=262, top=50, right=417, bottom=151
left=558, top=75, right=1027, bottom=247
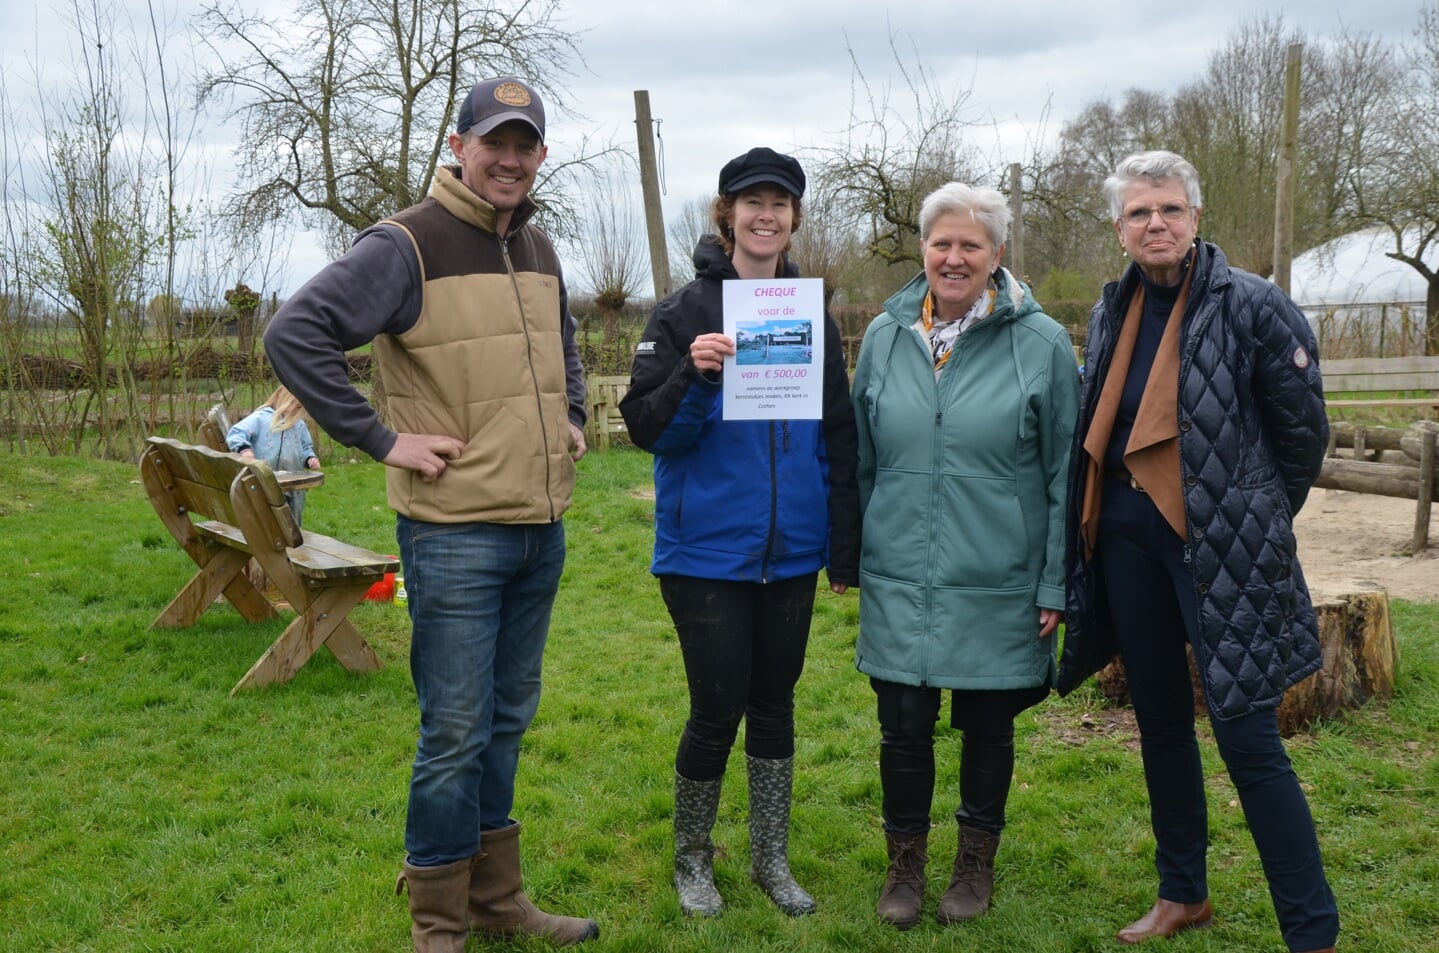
left=275, top=469, right=325, bottom=492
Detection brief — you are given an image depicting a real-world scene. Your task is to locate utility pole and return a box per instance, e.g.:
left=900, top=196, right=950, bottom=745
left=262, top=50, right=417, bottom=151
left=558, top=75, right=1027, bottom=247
left=1006, top=163, right=1024, bottom=279
left=634, top=91, right=671, bottom=301
left=1272, top=43, right=1302, bottom=293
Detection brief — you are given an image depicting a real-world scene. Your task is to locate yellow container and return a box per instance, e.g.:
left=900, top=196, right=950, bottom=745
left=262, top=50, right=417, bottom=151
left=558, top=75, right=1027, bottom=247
left=394, top=575, right=407, bottom=608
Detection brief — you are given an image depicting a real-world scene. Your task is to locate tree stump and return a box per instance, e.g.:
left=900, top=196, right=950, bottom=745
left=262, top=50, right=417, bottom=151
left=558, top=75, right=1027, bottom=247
left=1092, top=584, right=1398, bottom=736
left=1277, top=585, right=1399, bottom=734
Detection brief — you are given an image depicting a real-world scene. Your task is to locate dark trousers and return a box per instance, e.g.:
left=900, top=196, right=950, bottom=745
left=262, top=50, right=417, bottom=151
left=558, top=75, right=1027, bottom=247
left=1098, top=482, right=1339, bottom=951
left=659, top=572, right=817, bottom=781
left=872, top=678, right=1034, bottom=838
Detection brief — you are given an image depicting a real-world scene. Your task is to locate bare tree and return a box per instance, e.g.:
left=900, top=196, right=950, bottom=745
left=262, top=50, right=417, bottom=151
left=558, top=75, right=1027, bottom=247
left=30, top=0, right=165, bottom=459
left=1169, top=15, right=1304, bottom=274
left=1301, top=29, right=1401, bottom=248
left=817, top=34, right=986, bottom=269
left=1022, top=90, right=1167, bottom=296
left=1032, top=16, right=1377, bottom=292
left=787, top=167, right=866, bottom=309
left=1347, top=2, right=1439, bottom=353
left=666, top=194, right=715, bottom=286
left=199, top=0, right=611, bottom=250
left=0, top=121, right=48, bottom=451
left=575, top=163, right=647, bottom=343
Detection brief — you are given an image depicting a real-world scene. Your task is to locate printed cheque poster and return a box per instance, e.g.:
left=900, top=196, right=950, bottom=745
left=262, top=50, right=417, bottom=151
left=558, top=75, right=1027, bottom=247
left=721, top=278, right=824, bottom=420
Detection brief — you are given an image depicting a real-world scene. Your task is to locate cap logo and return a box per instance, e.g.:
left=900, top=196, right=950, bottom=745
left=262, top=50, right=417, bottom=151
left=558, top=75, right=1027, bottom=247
left=494, top=82, right=532, bottom=107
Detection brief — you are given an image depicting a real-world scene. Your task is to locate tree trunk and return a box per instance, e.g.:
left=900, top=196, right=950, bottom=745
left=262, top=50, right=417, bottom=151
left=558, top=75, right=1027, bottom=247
left=1427, top=276, right=1439, bottom=356
left=1094, top=585, right=1398, bottom=737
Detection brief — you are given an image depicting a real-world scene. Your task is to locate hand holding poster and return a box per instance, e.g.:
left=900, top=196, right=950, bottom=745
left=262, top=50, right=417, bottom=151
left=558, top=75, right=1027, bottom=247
left=721, top=278, right=824, bottom=420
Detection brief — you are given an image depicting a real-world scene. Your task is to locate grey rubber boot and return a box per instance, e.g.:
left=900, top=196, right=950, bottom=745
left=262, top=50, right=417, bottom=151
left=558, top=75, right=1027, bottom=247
left=746, top=755, right=816, bottom=916
left=674, top=771, right=724, bottom=917
left=394, top=855, right=472, bottom=953
left=935, top=825, right=1000, bottom=924
left=876, top=830, right=928, bottom=930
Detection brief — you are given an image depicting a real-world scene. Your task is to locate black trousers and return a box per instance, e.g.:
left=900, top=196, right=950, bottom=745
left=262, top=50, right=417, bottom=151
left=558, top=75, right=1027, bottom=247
left=872, top=678, right=1045, bottom=837
left=660, top=572, right=817, bottom=781
left=1097, top=481, right=1339, bottom=951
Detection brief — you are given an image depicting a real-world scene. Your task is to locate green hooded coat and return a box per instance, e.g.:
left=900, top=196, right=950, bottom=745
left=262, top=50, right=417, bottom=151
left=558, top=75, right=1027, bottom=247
left=852, top=268, right=1080, bottom=689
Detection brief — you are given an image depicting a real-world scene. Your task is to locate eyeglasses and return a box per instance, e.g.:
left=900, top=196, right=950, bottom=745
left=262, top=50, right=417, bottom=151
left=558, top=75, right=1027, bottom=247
left=1123, top=204, right=1191, bottom=228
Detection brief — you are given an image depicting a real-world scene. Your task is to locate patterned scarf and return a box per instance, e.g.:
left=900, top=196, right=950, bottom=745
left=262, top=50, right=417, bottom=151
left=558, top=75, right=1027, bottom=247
left=915, top=285, right=995, bottom=378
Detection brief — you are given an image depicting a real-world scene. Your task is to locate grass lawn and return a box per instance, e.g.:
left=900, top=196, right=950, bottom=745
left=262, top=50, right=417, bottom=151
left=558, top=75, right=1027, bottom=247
left=0, top=448, right=1435, bottom=951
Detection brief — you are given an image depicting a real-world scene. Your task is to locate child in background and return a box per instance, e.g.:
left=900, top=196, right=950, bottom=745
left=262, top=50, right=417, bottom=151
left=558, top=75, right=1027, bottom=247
left=226, top=385, right=321, bottom=525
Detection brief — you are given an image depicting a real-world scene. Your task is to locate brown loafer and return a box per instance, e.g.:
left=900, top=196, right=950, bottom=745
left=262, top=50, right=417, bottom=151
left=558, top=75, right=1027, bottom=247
left=1116, top=898, right=1214, bottom=944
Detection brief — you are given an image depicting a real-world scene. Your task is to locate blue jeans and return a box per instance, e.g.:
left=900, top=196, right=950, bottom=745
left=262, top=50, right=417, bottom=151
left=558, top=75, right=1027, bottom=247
left=397, top=516, right=566, bottom=867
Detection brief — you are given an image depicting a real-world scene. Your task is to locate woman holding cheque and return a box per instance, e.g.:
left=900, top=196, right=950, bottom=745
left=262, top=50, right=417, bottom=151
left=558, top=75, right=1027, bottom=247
left=850, top=182, right=1078, bottom=930
left=619, top=147, right=860, bottom=918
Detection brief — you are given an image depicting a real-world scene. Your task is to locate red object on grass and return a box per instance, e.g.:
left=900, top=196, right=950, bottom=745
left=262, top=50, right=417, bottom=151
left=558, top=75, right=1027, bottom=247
left=362, top=558, right=399, bottom=602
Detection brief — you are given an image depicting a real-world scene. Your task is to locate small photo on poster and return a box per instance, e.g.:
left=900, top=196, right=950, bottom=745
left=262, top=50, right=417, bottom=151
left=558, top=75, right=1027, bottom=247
left=734, top=320, right=814, bottom=366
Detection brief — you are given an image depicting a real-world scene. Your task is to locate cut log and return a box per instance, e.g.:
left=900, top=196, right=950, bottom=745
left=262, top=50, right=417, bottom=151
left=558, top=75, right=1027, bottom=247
left=1092, top=585, right=1398, bottom=737
left=1330, top=421, right=1439, bottom=461
left=1316, top=425, right=1437, bottom=552
left=1314, top=458, right=1435, bottom=500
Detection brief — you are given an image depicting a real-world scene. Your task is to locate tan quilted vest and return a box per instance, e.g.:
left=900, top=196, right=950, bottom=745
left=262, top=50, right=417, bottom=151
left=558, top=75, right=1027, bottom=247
left=372, top=167, right=575, bottom=524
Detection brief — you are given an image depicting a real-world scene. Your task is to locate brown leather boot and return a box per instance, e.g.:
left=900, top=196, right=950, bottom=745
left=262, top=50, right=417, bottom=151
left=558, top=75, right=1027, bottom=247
left=1116, top=897, right=1214, bottom=944
left=469, top=821, right=599, bottom=945
left=876, top=830, right=927, bottom=931
left=935, top=825, right=999, bottom=924
left=394, top=856, right=471, bottom=953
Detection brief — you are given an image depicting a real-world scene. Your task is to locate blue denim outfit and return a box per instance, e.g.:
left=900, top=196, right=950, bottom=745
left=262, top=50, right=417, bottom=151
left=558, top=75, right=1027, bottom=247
left=225, top=406, right=317, bottom=525
left=397, top=515, right=566, bottom=868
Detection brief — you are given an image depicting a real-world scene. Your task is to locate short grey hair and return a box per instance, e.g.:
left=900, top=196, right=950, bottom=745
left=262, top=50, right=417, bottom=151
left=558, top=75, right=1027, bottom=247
left=1102, top=150, right=1203, bottom=220
left=918, top=182, right=1011, bottom=249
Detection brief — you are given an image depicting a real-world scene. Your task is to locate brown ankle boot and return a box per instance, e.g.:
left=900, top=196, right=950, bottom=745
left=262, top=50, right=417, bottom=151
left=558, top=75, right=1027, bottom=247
left=394, top=856, right=471, bottom=953
left=876, top=830, right=927, bottom=931
left=1116, top=897, right=1214, bottom=944
left=469, top=821, right=599, bottom=945
left=936, top=825, right=999, bottom=924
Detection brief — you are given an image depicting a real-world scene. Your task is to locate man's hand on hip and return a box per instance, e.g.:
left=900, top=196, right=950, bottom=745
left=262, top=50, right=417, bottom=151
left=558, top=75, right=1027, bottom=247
left=384, top=433, right=466, bottom=482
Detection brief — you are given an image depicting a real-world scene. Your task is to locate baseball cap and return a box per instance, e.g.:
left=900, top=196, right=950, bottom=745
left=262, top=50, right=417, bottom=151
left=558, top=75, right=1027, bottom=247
left=718, top=147, right=805, bottom=198
left=456, top=77, right=546, bottom=142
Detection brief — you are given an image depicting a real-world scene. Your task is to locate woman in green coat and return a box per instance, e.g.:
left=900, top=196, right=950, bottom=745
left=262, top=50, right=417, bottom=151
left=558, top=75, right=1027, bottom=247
left=851, top=182, right=1079, bottom=930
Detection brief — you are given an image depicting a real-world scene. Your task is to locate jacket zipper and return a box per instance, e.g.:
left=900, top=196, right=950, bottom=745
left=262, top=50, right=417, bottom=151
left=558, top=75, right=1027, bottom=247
left=501, top=236, right=557, bottom=522
left=762, top=421, right=779, bottom=581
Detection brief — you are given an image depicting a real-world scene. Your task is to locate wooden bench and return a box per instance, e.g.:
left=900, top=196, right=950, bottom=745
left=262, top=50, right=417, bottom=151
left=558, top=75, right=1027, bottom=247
left=140, top=436, right=397, bottom=694
left=1323, top=355, right=1439, bottom=410
left=584, top=374, right=631, bottom=451
left=198, top=403, right=231, bottom=452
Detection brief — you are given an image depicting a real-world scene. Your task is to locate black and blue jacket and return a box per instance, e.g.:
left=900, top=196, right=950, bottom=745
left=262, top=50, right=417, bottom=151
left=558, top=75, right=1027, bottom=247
left=619, top=237, right=860, bottom=585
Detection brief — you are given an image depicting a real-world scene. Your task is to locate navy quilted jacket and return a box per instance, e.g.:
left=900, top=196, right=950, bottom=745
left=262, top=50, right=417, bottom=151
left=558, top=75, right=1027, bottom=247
left=1057, top=241, right=1329, bottom=720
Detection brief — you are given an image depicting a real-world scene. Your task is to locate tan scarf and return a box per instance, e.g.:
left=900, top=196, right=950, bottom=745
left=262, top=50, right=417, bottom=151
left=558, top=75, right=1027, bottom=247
left=1079, top=268, right=1193, bottom=557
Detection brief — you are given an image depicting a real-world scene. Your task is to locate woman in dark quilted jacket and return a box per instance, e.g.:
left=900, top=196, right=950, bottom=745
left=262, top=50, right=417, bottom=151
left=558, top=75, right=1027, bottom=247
left=1058, top=151, right=1338, bottom=953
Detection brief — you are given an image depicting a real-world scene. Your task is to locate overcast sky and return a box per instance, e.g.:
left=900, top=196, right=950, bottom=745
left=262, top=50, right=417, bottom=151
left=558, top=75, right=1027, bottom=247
left=0, top=0, right=1423, bottom=296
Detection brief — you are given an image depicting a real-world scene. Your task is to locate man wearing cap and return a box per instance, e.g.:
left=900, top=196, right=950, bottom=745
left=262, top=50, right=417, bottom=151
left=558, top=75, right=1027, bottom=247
left=264, top=76, right=596, bottom=950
